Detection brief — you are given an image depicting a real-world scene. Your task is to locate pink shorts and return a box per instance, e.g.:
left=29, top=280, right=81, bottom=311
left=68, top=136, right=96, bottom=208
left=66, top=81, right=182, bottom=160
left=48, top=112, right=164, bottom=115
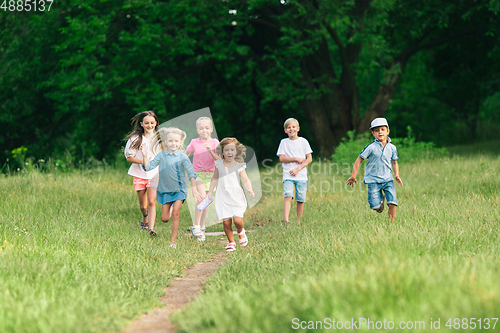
left=133, top=176, right=159, bottom=191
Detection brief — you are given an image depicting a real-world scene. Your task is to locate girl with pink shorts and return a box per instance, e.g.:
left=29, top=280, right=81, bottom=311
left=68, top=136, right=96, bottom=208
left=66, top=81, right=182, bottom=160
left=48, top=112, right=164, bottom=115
left=124, top=111, right=160, bottom=232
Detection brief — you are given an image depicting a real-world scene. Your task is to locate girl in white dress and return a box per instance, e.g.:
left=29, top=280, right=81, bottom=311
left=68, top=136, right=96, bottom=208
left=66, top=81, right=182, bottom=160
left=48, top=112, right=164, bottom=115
left=208, top=138, right=254, bottom=252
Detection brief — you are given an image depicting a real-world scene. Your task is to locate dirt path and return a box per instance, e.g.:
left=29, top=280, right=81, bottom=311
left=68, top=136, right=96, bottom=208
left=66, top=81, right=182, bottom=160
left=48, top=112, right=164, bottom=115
left=122, top=252, right=227, bottom=333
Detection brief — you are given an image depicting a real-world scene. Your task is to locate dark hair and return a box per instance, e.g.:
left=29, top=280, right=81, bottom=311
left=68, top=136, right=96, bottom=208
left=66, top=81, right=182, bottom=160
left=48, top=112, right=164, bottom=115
left=216, top=137, right=246, bottom=163
left=124, top=111, right=159, bottom=150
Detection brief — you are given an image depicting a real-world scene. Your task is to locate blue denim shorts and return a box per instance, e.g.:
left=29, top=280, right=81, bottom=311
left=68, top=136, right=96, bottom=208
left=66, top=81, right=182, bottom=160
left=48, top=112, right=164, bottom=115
left=367, top=181, right=398, bottom=209
left=283, top=179, right=308, bottom=202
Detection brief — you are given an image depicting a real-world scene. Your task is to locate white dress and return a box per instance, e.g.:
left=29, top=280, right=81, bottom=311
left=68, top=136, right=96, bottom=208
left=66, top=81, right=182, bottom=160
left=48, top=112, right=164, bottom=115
left=214, top=160, right=247, bottom=220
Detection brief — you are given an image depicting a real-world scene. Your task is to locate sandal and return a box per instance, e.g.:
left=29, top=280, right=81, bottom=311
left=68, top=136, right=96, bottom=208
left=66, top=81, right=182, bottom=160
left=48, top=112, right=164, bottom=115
left=141, top=210, right=149, bottom=229
left=225, top=242, right=236, bottom=252
left=237, top=229, right=248, bottom=247
left=148, top=229, right=157, bottom=236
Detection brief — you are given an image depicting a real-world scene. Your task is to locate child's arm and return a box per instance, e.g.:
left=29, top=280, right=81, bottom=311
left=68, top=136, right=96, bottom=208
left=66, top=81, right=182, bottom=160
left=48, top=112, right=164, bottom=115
left=189, top=177, right=203, bottom=201
left=392, top=160, right=403, bottom=187
left=290, top=153, right=312, bottom=177
left=141, top=145, right=160, bottom=171
left=346, top=156, right=364, bottom=186
left=141, top=144, right=149, bottom=168
left=239, top=169, right=255, bottom=197
left=127, top=156, right=143, bottom=164
left=182, top=155, right=203, bottom=201
left=207, top=168, right=219, bottom=199
left=205, top=144, right=222, bottom=160
left=279, top=154, right=304, bottom=164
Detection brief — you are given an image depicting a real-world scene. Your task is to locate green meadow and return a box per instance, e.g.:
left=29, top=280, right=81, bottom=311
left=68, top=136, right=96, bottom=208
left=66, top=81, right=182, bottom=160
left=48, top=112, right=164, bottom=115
left=0, top=169, right=220, bottom=333
left=1, top=142, right=500, bottom=332
left=173, top=146, right=500, bottom=332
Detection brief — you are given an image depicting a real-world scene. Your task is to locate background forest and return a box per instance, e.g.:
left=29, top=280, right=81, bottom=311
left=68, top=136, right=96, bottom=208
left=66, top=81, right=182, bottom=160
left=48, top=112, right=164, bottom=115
left=1, top=0, right=500, bottom=168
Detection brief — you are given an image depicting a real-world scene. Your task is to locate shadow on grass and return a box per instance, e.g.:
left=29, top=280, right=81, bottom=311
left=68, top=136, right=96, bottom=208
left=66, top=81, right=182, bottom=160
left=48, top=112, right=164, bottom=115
left=446, top=139, right=500, bottom=156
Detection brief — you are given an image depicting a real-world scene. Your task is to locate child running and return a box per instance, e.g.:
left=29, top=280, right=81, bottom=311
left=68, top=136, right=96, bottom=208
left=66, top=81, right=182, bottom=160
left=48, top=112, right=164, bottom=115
left=141, top=127, right=202, bottom=248
left=186, top=117, right=220, bottom=241
left=124, top=111, right=160, bottom=231
left=277, top=118, right=313, bottom=225
left=346, top=117, right=403, bottom=221
left=207, top=138, right=254, bottom=252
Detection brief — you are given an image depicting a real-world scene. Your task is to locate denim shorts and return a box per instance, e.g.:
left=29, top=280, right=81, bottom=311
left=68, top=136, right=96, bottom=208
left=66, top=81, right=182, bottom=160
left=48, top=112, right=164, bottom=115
left=367, top=181, right=398, bottom=209
left=283, top=179, right=308, bottom=202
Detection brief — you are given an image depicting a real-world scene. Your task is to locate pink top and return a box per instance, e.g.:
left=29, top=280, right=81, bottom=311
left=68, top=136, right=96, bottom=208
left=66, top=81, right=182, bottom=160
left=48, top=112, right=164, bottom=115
left=186, top=138, right=219, bottom=172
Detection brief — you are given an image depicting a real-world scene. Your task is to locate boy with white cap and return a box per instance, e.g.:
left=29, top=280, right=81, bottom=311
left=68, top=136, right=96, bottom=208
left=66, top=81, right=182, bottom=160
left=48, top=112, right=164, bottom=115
left=346, top=117, right=403, bottom=221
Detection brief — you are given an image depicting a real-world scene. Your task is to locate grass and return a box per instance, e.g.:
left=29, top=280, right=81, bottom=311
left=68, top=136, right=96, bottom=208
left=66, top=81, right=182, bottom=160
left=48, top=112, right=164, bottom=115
left=173, top=151, right=500, bottom=332
left=2, top=141, right=500, bottom=332
left=0, top=168, right=221, bottom=333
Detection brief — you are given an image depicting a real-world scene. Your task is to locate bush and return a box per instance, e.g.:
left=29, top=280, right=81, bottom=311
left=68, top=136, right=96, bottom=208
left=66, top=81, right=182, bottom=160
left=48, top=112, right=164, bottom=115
left=331, top=126, right=448, bottom=164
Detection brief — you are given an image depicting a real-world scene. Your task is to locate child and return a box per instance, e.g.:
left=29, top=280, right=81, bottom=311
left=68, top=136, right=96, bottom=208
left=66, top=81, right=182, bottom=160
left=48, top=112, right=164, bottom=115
left=276, top=118, right=313, bottom=225
left=207, top=138, right=254, bottom=252
left=186, top=117, right=220, bottom=241
left=141, top=127, right=202, bottom=248
left=346, top=117, right=403, bottom=221
left=124, top=111, right=160, bottom=231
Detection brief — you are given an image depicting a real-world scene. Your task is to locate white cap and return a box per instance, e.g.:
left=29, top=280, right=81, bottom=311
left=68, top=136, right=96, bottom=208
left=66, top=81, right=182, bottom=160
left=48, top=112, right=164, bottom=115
left=370, top=117, right=389, bottom=129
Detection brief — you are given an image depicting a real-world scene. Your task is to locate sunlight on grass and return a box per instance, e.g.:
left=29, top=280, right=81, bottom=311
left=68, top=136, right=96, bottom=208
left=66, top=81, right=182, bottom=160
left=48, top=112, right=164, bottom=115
left=0, top=169, right=221, bottom=333
left=174, top=154, right=500, bottom=332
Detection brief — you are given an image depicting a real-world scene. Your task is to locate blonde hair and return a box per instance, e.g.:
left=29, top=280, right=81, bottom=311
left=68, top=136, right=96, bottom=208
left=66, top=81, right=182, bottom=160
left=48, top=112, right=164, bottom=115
left=196, top=117, right=214, bottom=129
left=216, top=137, right=246, bottom=163
left=284, top=118, right=299, bottom=129
left=151, top=127, right=187, bottom=153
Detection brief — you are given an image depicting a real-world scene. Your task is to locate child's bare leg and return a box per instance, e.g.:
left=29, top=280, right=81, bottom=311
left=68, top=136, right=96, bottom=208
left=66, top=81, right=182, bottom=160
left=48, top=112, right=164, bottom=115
left=223, top=218, right=235, bottom=243
left=233, top=216, right=244, bottom=238
left=146, top=187, right=156, bottom=230
left=170, top=200, right=183, bottom=244
left=193, top=182, right=206, bottom=227
left=199, top=190, right=210, bottom=229
left=388, top=204, right=397, bottom=221
left=161, top=203, right=173, bottom=223
left=137, top=190, right=148, bottom=223
left=283, top=196, right=293, bottom=222
left=296, top=202, right=305, bottom=224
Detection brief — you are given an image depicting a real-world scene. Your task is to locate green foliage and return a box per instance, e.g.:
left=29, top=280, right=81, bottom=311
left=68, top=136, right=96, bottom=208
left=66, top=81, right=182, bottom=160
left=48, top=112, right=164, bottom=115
left=331, top=127, right=448, bottom=165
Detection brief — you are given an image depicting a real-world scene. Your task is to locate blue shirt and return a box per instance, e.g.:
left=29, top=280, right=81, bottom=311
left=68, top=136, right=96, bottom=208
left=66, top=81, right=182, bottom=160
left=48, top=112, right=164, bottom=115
left=143, top=151, right=196, bottom=195
left=359, top=138, right=399, bottom=184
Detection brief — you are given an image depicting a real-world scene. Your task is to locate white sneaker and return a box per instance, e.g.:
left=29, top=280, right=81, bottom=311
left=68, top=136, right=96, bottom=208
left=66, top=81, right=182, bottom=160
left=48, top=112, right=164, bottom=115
left=170, top=244, right=177, bottom=249
left=191, top=225, right=203, bottom=237
left=197, top=227, right=206, bottom=241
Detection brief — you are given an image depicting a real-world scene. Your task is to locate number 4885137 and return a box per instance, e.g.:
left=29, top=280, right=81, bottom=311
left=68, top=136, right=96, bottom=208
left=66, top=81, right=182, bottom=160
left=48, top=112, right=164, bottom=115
left=1, top=0, right=54, bottom=11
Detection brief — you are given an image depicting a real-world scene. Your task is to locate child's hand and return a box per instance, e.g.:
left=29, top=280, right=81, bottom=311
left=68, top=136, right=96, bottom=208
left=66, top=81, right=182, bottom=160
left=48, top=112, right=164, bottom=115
left=140, top=143, right=148, bottom=156
left=295, top=157, right=305, bottom=164
left=346, top=176, right=358, bottom=187
left=204, top=143, right=212, bottom=152
left=395, top=176, right=403, bottom=187
left=289, top=167, right=300, bottom=177
left=192, top=189, right=203, bottom=202
left=247, top=189, right=255, bottom=197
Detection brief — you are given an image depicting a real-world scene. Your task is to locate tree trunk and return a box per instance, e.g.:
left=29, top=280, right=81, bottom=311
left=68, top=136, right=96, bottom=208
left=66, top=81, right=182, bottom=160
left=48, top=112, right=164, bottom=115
left=299, top=36, right=352, bottom=157
left=357, top=62, right=404, bottom=132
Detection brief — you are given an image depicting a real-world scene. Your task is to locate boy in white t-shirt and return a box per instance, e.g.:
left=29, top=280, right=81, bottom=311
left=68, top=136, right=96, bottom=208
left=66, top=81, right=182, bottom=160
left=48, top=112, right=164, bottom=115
left=276, top=118, right=313, bottom=225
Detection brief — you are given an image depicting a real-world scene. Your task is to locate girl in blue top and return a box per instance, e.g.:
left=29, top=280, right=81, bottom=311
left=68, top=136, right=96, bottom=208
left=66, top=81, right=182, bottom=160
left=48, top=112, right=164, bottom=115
left=141, top=127, right=202, bottom=248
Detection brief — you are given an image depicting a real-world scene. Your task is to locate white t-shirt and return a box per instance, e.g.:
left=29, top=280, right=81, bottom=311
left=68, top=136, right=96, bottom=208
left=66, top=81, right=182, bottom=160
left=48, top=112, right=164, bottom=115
left=124, top=135, right=159, bottom=179
left=276, top=137, right=313, bottom=181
